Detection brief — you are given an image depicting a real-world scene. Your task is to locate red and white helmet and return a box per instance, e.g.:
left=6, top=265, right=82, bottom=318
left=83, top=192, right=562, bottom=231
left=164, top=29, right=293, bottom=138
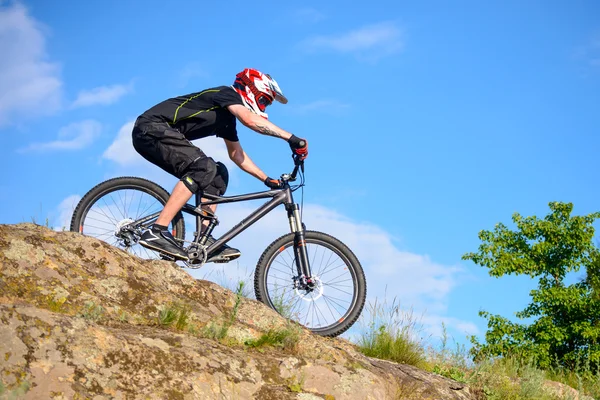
left=232, top=68, right=288, bottom=119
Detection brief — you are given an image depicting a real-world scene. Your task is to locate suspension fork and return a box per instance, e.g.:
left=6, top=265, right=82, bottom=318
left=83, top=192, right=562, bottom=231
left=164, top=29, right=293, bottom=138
left=285, top=202, right=312, bottom=279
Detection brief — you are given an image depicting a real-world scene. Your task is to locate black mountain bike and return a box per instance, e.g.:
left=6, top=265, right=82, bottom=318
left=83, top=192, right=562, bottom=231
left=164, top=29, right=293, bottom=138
left=70, top=155, right=366, bottom=337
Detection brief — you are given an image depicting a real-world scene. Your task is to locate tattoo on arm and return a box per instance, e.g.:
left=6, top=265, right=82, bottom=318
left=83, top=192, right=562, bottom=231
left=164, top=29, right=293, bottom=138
left=255, top=123, right=282, bottom=138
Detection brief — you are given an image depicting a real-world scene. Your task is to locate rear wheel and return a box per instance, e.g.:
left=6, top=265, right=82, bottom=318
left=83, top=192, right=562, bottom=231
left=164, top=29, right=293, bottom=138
left=70, top=177, right=185, bottom=259
left=255, top=231, right=366, bottom=337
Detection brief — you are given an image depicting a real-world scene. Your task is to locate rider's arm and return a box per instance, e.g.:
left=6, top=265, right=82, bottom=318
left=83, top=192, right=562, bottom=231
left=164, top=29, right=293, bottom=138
left=224, top=139, right=268, bottom=181
left=227, top=104, right=292, bottom=141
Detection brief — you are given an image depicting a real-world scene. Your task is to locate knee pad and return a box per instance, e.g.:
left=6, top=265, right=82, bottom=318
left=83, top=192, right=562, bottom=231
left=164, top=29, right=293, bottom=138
left=181, top=156, right=217, bottom=194
left=204, top=162, right=229, bottom=196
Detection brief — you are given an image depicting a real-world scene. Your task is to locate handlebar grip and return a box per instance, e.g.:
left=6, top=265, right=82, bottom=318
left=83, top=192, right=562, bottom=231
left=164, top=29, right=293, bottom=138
left=298, top=140, right=306, bottom=148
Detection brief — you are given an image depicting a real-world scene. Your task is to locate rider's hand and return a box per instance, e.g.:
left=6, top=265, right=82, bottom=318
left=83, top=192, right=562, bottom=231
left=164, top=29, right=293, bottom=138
left=264, top=177, right=282, bottom=189
left=288, top=135, right=308, bottom=160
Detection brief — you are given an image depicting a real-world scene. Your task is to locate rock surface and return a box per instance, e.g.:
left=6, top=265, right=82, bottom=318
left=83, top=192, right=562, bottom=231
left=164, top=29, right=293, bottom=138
left=0, top=223, right=479, bottom=399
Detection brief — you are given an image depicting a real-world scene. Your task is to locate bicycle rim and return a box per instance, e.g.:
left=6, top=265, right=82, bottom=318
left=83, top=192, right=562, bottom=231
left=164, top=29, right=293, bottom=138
left=78, top=186, right=174, bottom=259
left=263, top=238, right=360, bottom=333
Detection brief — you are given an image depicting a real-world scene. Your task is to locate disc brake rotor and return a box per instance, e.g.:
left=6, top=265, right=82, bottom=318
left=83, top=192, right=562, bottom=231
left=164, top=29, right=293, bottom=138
left=295, top=276, right=324, bottom=301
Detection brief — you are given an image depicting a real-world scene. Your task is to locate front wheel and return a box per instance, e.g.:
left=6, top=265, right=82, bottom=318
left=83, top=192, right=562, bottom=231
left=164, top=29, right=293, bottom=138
left=255, top=231, right=366, bottom=337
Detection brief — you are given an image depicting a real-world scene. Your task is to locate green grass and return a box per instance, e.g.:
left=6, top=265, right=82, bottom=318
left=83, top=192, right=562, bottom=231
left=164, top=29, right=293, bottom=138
left=286, top=373, right=305, bottom=393
left=244, top=323, right=301, bottom=352
left=202, top=281, right=245, bottom=341
left=423, top=323, right=471, bottom=384
left=355, top=296, right=599, bottom=400
left=118, top=310, right=129, bottom=323
left=270, top=288, right=297, bottom=320
left=356, top=296, right=426, bottom=368
left=157, top=302, right=191, bottom=331
left=80, top=301, right=104, bottom=322
left=203, top=266, right=254, bottom=298
left=464, top=357, right=569, bottom=400
left=545, top=359, right=600, bottom=399
left=0, top=381, right=30, bottom=399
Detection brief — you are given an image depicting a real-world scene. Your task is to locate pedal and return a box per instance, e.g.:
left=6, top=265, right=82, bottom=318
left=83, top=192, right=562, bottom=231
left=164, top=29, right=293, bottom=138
left=207, top=255, right=231, bottom=264
left=160, top=253, right=176, bottom=262
left=207, top=253, right=240, bottom=264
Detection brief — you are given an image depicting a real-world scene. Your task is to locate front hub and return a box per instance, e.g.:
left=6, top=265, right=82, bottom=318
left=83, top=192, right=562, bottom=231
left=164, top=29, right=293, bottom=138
left=295, top=276, right=323, bottom=301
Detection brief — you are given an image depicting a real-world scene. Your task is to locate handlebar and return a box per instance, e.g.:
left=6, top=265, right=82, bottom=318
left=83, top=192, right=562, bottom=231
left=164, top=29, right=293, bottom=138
left=290, top=155, right=303, bottom=180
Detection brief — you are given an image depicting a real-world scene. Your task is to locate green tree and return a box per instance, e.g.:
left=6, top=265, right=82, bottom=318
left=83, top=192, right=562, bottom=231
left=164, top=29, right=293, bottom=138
left=463, top=202, right=600, bottom=371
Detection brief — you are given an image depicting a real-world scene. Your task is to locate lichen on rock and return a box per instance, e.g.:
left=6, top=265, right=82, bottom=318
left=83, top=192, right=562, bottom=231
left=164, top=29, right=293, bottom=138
left=0, top=223, right=478, bottom=399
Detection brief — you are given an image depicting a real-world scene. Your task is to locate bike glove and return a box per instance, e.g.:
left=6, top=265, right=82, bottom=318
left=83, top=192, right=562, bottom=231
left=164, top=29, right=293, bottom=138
left=264, top=177, right=282, bottom=189
left=288, top=134, right=308, bottom=160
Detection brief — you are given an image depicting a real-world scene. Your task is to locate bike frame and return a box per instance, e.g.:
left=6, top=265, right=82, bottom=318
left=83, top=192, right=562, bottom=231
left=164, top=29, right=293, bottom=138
left=134, top=183, right=312, bottom=278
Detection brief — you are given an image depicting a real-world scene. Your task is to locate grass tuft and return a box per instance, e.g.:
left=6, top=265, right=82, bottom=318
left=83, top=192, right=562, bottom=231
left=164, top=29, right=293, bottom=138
left=356, top=296, right=426, bottom=368
left=355, top=295, right=598, bottom=398
left=286, top=373, right=305, bottom=393
left=80, top=301, right=104, bottom=322
left=245, top=323, right=301, bottom=352
left=202, top=281, right=245, bottom=341
left=157, top=302, right=191, bottom=331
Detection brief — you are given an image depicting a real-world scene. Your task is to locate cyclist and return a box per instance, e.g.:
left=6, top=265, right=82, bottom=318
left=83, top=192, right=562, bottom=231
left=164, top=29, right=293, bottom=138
left=131, top=68, right=308, bottom=263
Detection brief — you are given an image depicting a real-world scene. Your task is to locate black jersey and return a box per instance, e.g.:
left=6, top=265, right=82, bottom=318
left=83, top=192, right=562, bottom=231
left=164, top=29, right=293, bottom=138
left=140, top=86, right=243, bottom=142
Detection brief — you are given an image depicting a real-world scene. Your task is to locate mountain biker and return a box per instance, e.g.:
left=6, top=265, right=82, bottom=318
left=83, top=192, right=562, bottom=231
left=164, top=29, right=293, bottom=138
left=131, top=68, right=308, bottom=263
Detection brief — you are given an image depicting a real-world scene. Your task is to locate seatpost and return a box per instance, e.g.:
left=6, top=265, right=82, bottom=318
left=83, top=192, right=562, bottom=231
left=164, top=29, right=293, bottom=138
left=195, top=192, right=202, bottom=239
left=193, top=192, right=218, bottom=246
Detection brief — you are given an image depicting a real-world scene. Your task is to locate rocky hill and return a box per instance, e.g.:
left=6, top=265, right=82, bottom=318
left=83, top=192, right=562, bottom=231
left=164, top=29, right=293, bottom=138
left=0, top=223, right=479, bottom=399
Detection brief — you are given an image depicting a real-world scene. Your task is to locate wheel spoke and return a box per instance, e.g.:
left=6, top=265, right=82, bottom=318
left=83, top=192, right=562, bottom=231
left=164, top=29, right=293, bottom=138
left=135, top=192, right=144, bottom=219
left=322, top=283, right=353, bottom=296
left=320, top=263, right=346, bottom=277
left=316, top=250, right=335, bottom=277
left=322, top=293, right=339, bottom=321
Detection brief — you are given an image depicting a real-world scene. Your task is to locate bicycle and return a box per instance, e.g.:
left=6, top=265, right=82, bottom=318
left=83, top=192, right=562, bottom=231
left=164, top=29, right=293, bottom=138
left=70, top=155, right=366, bottom=337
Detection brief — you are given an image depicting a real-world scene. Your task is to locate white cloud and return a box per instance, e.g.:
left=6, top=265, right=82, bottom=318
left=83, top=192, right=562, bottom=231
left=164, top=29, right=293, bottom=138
left=200, top=136, right=235, bottom=168
left=300, top=22, right=404, bottom=61
left=54, top=194, right=81, bottom=231
left=71, top=82, right=134, bottom=108
left=186, top=201, right=473, bottom=337
left=103, top=121, right=235, bottom=169
left=0, top=2, right=62, bottom=127
left=102, top=120, right=140, bottom=165
left=20, top=120, right=102, bottom=152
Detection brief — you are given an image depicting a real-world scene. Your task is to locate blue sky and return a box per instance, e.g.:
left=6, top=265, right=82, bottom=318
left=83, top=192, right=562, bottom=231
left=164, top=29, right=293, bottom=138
left=1, top=0, right=599, bottom=346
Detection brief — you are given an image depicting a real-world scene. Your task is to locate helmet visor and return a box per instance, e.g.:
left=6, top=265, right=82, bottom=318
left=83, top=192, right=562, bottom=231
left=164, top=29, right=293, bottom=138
left=256, top=94, right=273, bottom=112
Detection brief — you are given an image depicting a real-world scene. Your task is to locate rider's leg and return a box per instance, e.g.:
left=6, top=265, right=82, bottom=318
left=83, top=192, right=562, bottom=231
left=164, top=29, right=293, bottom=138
left=187, top=161, right=240, bottom=262
left=156, top=182, right=216, bottom=230
left=156, top=181, right=193, bottom=227
left=132, top=121, right=238, bottom=261
left=132, top=121, right=215, bottom=259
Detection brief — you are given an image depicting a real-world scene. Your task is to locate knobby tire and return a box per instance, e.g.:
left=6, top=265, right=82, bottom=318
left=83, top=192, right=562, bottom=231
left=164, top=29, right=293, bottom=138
left=254, top=230, right=366, bottom=337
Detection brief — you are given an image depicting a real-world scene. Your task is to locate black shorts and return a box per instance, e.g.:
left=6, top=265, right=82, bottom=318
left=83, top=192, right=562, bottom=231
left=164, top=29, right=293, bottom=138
left=131, top=117, right=228, bottom=195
